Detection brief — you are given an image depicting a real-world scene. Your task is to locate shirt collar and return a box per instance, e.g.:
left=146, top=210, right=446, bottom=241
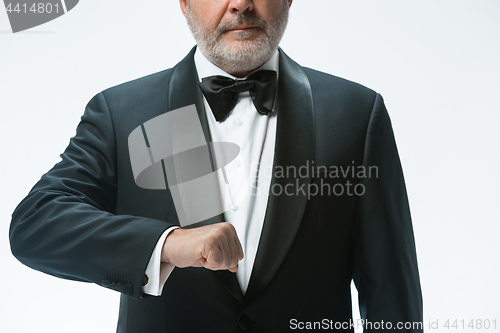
left=194, top=47, right=280, bottom=82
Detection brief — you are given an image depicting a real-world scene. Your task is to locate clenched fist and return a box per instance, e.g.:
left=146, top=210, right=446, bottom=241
left=161, top=222, right=244, bottom=272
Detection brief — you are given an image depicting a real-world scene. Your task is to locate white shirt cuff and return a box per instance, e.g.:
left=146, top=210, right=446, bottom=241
left=142, top=226, right=179, bottom=296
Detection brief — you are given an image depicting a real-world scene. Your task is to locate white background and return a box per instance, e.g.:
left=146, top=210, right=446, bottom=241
left=1, top=1, right=499, bottom=332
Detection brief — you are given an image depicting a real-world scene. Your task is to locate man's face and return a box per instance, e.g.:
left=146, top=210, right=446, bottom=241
left=180, top=0, right=292, bottom=77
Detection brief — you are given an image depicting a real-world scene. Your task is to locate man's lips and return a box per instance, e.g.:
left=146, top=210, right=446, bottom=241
left=225, top=25, right=259, bottom=32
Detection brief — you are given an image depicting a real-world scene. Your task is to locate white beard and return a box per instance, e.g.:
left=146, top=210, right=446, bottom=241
left=186, top=3, right=289, bottom=75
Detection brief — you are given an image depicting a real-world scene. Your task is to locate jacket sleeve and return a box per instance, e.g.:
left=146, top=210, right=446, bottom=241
left=9, top=93, right=175, bottom=299
left=351, top=94, right=423, bottom=331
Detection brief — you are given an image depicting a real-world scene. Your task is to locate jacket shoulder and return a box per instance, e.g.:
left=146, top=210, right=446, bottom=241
left=99, top=68, right=174, bottom=106
left=303, top=67, right=377, bottom=103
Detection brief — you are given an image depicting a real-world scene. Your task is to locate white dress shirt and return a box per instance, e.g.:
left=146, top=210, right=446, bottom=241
left=142, top=48, right=279, bottom=296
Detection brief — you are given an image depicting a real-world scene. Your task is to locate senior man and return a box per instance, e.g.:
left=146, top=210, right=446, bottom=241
left=10, top=0, right=423, bottom=332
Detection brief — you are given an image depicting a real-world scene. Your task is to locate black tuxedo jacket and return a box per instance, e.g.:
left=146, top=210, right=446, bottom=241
left=10, top=47, right=423, bottom=332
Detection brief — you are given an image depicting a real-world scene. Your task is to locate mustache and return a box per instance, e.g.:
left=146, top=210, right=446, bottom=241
left=217, top=12, right=268, bottom=35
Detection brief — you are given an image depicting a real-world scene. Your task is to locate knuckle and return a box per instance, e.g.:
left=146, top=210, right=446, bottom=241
left=220, top=222, right=233, bottom=233
left=226, top=222, right=236, bottom=232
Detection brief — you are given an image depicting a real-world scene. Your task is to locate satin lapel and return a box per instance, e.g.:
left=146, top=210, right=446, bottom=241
left=168, top=46, right=211, bottom=144
left=243, top=49, right=314, bottom=305
left=167, top=46, right=243, bottom=303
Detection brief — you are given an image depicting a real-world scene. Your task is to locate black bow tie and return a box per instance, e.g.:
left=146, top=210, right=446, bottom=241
left=198, top=70, right=277, bottom=122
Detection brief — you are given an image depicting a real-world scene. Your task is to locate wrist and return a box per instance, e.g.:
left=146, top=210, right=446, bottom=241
left=161, top=228, right=179, bottom=263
